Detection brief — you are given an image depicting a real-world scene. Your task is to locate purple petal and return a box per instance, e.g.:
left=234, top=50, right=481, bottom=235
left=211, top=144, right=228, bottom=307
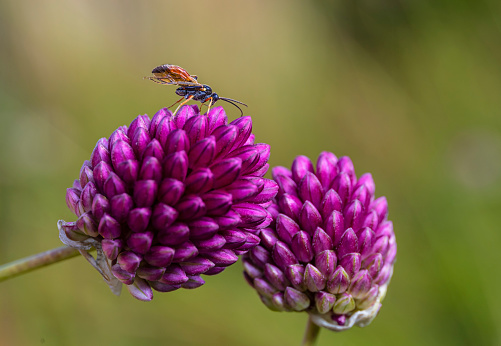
left=93, top=161, right=113, bottom=192
left=220, top=229, right=246, bottom=249
left=154, top=116, right=174, bottom=149
left=356, top=173, right=375, bottom=196
left=66, top=187, right=81, bottom=215
left=76, top=212, right=98, bottom=237
left=230, top=116, right=253, bottom=147
left=80, top=182, right=97, bottom=212
left=291, top=155, right=314, bottom=184
left=259, top=228, right=278, bottom=250
left=285, top=264, right=306, bottom=291
left=149, top=108, right=171, bottom=138
left=202, top=190, right=233, bottom=216
left=304, top=263, right=326, bottom=292
left=284, top=287, right=310, bottom=311
left=206, top=106, right=228, bottom=132
left=111, top=263, right=135, bottom=285
left=142, top=138, right=164, bottom=162
left=102, top=238, right=123, bottom=260
left=212, top=125, right=238, bottom=157
left=272, top=241, right=298, bottom=269
left=315, top=291, right=336, bottom=314
left=202, top=249, right=238, bottom=266
left=185, top=168, right=214, bottom=194
left=210, top=158, right=242, bottom=189
left=90, top=138, right=111, bottom=168
left=320, top=189, right=343, bottom=220
left=115, top=160, right=139, bottom=186
left=326, top=266, right=350, bottom=294
left=131, top=127, right=151, bottom=159
left=212, top=210, right=241, bottom=229
left=249, top=245, right=272, bottom=268
left=127, top=231, right=154, bottom=254
left=164, top=129, right=190, bottom=155
left=331, top=172, right=352, bottom=206
left=371, top=196, right=388, bottom=222
left=339, top=253, right=361, bottom=278
left=172, top=241, right=199, bottom=262
left=157, top=178, right=185, bottom=206
left=299, top=201, right=322, bottom=235
left=332, top=292, right=355, bottom=314
left=312, top=227, right=333, bottom=255
left=91, top=194, right=109, bottom=220
left=324, top=210, right=345, bottom=246
left=103, top=173, right=126, bottom=199
left=127, top=115, right=150, bottom=140
left=277, top=193, right=302, bottom=221
left=79, top=163, right=94, bottom=188
left=363, top=253, right=383, bottom=279
left=111, top=140, right=136, bottom=170
left=192, top=234, right=226, bottom=253
left=183, top=115, right=207, bottom=145
left=336, top=228, right=359, bottom=259
left=298, top=172, right=323, bottom=209
left=160, top=265, right=188, bottom=285
left=176, top=195, right=206, bottom=220
left=291, top=231, right=314, bottom=263
left=117, top=251, right=142, bottom=273
left=275, top=214, right=300, bottom=244
left=358, top=227, right=375, bottom=259
left=233, top=203, right=268, bottom=227
left=264, top=263, right=289, bottom=291
left=179, top=257, right=215, bottom=275
left=230, top=145, right=260, bottom=174
left=136, top=264, right=166, bottom=281
left=158, top=222, right=190, bottom=246
left=110, top=193, right=133, bottom=223
left=98, top=214, right=121, bottom=239
left=316, top=151, right=338, bottom=190
left=182, top=275, right=206, bottom=289
left=144, top=246, right=175, bottom=267
left=274, top=174, right=298, bottom=198
left=162, top=150, right=189, bottom=181
left=187, top=217, right=219, bottom=240
left=127, top=207, right=152, bottom=233
left=139, top=156, right=162, bottom=182
left=315, top=250, right=337, bottom=277
left=188, top=136, right=216, bottom=169
left=151, top=203, right=179, bottom=231
left=254, top=278, right=278, bottom=298
left=108, top=127, right=128, bottom=148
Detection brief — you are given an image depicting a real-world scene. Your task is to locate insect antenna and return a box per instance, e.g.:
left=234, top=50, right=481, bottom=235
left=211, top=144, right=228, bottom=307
left=219, top=97, right=248, bottom=117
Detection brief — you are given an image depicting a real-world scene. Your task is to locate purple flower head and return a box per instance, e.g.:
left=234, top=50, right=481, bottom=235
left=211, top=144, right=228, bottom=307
left=59, top=106, right=277, bottom=301
left=242, top=152, right=396, bottom=331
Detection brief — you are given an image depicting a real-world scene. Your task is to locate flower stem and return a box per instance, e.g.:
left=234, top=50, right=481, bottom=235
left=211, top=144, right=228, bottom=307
left=302, top=315, right=321, bottom=346
left=0, top=246, right=81, bottom=282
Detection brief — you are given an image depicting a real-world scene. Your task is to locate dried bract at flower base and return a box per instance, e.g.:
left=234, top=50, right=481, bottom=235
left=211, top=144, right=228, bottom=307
left=60, top=105, right=277, bottom=301
left=242, top=152, right=396, bottom=331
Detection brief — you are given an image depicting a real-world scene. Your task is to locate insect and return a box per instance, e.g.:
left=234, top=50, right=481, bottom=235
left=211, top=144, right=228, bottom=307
left=146, top=64, right=247, bottom=116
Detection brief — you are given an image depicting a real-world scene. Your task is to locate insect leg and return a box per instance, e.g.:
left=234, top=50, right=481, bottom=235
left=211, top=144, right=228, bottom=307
left=206, top=97, right=214, bottom=114
left=173, top=95, right=194, bottom=116
left=168, top=97, right=185, bottom=109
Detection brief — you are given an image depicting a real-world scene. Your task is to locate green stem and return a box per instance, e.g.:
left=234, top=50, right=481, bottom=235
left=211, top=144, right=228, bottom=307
left=0, top=246, right=81, bottom=282
left=302, top=315, right=321, bottom=346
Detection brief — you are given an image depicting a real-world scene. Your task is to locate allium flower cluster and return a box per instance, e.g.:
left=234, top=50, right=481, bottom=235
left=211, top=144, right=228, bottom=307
left=242, top=152, right=396, bottom=330
left=60, top=106, right=278, bottom=301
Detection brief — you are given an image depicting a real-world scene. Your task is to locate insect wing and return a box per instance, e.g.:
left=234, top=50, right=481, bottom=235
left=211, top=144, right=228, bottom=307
left=151, top=64, right=200, bottom=85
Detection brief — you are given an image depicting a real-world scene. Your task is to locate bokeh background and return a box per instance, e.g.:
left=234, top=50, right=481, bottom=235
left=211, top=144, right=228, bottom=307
left=1, top=0, right=500, bottom=345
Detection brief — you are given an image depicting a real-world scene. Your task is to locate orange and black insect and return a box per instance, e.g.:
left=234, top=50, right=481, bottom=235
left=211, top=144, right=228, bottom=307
left=146, top=64, right=247, bottom=116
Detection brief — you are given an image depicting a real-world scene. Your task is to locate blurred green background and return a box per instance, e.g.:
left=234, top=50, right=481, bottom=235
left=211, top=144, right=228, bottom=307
left=1, top=0, right=500, bottom=345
